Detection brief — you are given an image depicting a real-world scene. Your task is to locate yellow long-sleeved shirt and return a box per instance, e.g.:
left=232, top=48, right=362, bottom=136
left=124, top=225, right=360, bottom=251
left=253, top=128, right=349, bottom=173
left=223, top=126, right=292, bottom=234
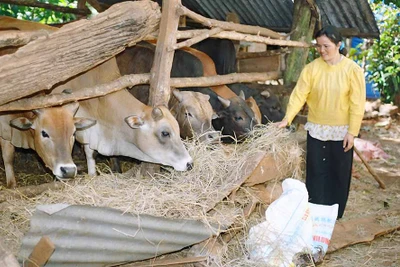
left=285, top=56, right=366, bottom=136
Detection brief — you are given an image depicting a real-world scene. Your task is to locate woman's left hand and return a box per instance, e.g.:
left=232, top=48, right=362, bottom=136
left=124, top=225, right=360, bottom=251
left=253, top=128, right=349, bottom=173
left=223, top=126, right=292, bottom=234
left=343, top=133, right=354, bottom=152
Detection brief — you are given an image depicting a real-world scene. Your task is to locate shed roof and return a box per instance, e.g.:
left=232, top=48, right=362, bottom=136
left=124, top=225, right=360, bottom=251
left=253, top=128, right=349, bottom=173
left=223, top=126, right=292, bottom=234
left=149, top=0, right=380, bottom=38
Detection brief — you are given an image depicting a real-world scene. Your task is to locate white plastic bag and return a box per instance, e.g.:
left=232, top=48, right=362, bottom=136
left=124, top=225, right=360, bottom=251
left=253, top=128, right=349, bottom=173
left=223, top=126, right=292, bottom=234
left=246, top=178, right=313, bottom=267
left=309, top=203, right=338, bottom=263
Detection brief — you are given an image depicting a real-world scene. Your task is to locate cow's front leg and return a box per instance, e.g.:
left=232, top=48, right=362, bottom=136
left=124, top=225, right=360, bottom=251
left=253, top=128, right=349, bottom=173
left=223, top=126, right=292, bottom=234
left=0, top=138, right=16, bottom=188
left=83, top=144, right=97, bottom=176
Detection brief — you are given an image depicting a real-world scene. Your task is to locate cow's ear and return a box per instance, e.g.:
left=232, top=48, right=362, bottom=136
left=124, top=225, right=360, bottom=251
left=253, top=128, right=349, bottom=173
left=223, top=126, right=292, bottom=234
left=10, top=117, right=33, bottom=130
left=201, top=94, right=210, bottom=101
left=74, top=118, right=96, bottom=130
left=64, top=102, right=80, bottom=115
left=212, top=113, right=219, bottom=120
left=239, top=90, right=245, bottom=100
left=246, top=99, right=254, bottom=108
left=125, top=115, right=144, bottom=129
left=261, top=90, right=270, bottom=98
left=217, top=96, right=230, bottom=108
left=172, top=89, right=184, bottom=102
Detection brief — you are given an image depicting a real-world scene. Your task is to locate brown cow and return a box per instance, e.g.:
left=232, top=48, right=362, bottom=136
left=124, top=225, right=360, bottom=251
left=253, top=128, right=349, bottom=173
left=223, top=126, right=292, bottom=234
left=0, top=102, right=95, bottom=188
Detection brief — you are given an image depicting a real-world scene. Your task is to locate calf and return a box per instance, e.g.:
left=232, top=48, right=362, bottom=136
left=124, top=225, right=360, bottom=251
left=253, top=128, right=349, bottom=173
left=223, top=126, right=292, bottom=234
left=0, top=102, right=95, bottom=188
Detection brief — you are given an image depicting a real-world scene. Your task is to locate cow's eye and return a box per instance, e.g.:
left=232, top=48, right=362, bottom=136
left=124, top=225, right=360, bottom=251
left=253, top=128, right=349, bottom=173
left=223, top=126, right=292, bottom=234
left=41, top=130, right=49, bottom=138
left=161, top=131, right=170, bottom=137
left=185, top=112, right=193, bottom=118
left=235, top=116, right=243, bottom=121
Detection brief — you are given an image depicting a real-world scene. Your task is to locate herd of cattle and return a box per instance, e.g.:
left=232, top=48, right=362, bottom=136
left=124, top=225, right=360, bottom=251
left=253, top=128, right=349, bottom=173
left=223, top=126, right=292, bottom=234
left=0, top=17, right=284, bottom=188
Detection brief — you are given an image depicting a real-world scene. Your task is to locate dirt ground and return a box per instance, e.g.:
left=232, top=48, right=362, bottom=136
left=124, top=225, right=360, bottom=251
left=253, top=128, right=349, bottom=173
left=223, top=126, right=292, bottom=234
left=321, top=116, right=400, bottom=267
left=0, top=115, right=399, bottom=266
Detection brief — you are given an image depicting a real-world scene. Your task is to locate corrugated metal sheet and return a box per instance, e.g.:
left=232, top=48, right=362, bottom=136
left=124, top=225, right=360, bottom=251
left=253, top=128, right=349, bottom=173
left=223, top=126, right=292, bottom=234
left=19, top=205, right=220, bottom=267
left=148, top=0, right=379, bottom=37
left=180, top=0, right=293, bottom=31
left=316, top=0, right=380, bottom=38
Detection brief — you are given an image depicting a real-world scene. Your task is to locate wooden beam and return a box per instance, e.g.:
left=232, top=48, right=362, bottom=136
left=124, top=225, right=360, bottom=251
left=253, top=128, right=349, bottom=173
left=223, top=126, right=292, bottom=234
left=0, top=29, right=51, bottom=48
left=172, top=27, right=222, bottom=50
left=237, top=48, right=290, bottom=59
left=148, top=0, right=180, bottom=107
left=24, top=236, right=55, bottom=267
left=179, top=5, right=284, bottom=40
left=0, top=72, right=280, bottom=111
left=0, top=0, right=91, bottom=16
left=0, top=1, right=161, bottom=106
left=176, top=29, right=309, bottom=48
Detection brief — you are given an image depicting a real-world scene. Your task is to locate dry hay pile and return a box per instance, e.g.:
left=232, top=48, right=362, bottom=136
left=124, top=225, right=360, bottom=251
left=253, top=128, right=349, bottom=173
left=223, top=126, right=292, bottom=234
left=0, top=124, right=303, bottom=265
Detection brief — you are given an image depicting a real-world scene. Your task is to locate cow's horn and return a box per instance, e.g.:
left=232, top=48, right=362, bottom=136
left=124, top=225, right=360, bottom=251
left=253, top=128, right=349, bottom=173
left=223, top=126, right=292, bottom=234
left=218, top=96, right=231, bottom=108
left=239, top=90, right=245, bottom=100
left=261, top=90, right=270, bottom=98
left=172, top=89, right=184, bottom=102
left=152, top=107, right=164, bottom=121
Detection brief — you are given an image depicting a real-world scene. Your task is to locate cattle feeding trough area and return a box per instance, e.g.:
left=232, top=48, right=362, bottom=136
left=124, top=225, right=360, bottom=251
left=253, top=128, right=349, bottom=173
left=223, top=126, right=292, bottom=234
left=0, top=0, right=399, bottom=266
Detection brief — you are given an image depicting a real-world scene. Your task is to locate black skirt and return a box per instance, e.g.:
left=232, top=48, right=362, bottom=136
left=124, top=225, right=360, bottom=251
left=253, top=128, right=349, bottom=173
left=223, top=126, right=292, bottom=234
left=306, top=132, right=353, bottom=219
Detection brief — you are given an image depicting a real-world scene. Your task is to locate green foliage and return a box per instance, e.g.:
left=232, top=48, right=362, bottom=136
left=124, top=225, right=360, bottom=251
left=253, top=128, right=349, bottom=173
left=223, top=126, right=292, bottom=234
left=358, top=2, right=400, bottom=103
left=0, top=0, right=78, bottom=23
left=373, top=0, right=400, bottom=8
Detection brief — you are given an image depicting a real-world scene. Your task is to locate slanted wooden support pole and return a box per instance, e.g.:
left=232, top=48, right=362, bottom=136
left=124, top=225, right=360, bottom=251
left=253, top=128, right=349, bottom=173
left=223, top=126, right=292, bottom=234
left=354, top=147, right=386, bottom=189
left=172, top=27, right=222, bottom=50
left=148, top=0, right=181, bottom=107
left=179, top=5, right=284, bottom=39
left=0, top=0, right=161, bottom=106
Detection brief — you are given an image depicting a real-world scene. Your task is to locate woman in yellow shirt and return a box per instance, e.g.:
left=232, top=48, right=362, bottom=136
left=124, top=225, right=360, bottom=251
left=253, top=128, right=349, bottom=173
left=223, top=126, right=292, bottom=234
left=279, top=26, right=366, bottom=219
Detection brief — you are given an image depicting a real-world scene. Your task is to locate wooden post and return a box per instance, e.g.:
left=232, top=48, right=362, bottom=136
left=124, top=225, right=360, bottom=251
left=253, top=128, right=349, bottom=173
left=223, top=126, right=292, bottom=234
left=148, top=0, right=181, bottom=107
left=283, top=0, right=318, bottom=104
left=23, top=236, right=55, bottom=267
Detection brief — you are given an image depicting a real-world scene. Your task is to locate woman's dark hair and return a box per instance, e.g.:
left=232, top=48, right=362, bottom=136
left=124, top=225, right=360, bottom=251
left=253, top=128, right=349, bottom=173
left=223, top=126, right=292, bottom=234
left=315, top=25, right=347, bottom=55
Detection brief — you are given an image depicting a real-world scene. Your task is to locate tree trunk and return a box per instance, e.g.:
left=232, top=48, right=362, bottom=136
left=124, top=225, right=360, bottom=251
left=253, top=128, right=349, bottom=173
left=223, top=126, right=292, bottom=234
left=284, top=0, right=318, bottom=87
left=282, top=0, right=318, bottom=111
left=0, top=0, right=161, bottom=106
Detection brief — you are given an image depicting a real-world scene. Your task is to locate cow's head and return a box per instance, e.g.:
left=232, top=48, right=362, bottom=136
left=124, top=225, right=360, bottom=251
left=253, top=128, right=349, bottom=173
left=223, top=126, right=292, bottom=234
left=170, top=90, right=219, bottom=143
left=254, top=90, right=285, bottom=124
left=125, top=105, right=193, bottom=171
left=10, top=102, right=96, bottom=179
left=214, top=91, right=257, bottom=141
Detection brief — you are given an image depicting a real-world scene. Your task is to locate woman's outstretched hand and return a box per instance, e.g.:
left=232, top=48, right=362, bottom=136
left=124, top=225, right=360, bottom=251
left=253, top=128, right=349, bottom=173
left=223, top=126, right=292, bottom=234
left=277, top=118, right=288, bottom=128
left=343, top=133, right=354, bottom=152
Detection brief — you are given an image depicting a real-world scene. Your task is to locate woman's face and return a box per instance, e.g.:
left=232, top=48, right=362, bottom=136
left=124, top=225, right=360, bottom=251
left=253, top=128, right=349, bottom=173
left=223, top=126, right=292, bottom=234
left=316, top=35, right=341, bottom=63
